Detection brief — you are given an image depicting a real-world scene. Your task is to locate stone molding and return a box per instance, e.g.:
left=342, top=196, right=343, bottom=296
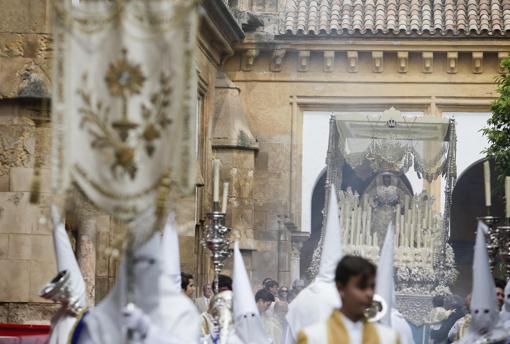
left=234, top=40, right=510, bottom=74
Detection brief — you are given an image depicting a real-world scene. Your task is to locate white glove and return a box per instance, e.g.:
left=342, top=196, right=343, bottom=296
left=122, top=303, right=151, bottom=339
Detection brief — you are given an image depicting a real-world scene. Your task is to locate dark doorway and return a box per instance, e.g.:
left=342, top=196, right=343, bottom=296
left=450, top=158, right=504, bottom=295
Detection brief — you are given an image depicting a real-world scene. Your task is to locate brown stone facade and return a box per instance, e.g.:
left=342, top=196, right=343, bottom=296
left=0, top=0, right=509, bottom=324
left=0, top=0, right=245, bottom=323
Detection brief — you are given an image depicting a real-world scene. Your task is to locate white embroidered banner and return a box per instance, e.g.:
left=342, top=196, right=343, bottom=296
left=52, top=0, right=198, bottom=221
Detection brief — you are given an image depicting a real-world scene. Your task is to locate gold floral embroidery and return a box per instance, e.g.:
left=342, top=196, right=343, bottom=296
left=77, top=48, right=174, bottom=180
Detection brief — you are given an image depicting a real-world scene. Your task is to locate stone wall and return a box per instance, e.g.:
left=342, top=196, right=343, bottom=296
left=225, top=39, right=503, bottom=283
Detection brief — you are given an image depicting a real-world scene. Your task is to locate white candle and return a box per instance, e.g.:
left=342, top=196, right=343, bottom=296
left=213, top=159, right=220, bottom=203
left=221, top=182, right=229, bottom=213
left=506, top=176, right=510, bottom=218
left=484, top=160, right=492, bottom=207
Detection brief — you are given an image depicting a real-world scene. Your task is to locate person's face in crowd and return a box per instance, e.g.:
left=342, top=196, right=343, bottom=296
left=185, top=278, right=196, bottom=298
left=256, top=299, right=272, bottom=313
left=279, top=287, right=289, bottom=300
left=496, top=287, right=504, bottom=310
left=203, top=283, right=212, bottom=298
left=338, top=274, right=375, bottom=321
left=269, top=285, right=278, bottom=297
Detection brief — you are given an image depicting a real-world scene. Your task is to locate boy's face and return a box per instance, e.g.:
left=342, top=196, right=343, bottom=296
left=337, top=274, right=375, bottom=318
left=256, top=299, right=272, bottom=313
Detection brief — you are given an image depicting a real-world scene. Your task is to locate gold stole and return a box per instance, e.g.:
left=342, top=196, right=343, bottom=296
left=327, top=311, right=381, bottom=344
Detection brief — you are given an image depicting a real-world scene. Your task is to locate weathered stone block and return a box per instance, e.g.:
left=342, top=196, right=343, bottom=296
left=8, top=303, right=58, bottom=324
left=0, top=192, right=41, bottom=234
left=251, top=250, right=277, bottom=285
left=0, top=259, right=30, bottom=301
left=255, top=151, right=269, bottom=171
left=0, top=1, right=49, bottom=33
left=179, top=236, right=196, bottom=275
left=8, top=234, right=32, bottom=259
left=0, top=234, right=8, bottom=258
left=29, top=259, right=56, bottom=302
left=31, top=234, right=54, bottom=262
left=0, top=303, right=8, bottom=322
left=254, top=230, right=279, bottom=241
left=9, top=167, right=51, bottom=192
left=95, top=276, right=110, bottom=304
left=0, top=174, right=9, bottom=192
left=232, top=150, right=256, bottom=170
left=0, top=118, right=35, bottom=175
left=254, top=209, right=267, bottom=231
left=230, top=207, right=254, bottom=232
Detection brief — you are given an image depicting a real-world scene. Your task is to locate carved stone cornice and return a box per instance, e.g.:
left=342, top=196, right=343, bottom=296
left=472, top=51, right=484, bottom=74
left=422, top=52, right=433, bottom=73
left=199, top=0, right=245, bottom=67
left=397, top=51, right=408, bottom=73
left=233, top=37, right=510, bottom=74
left=270, top=49, right=286, bottom=72
left=447, top=52, right=458, bottom=74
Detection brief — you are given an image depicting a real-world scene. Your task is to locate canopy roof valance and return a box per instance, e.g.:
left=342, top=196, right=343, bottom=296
left=334, top=107, right=455, bottom=182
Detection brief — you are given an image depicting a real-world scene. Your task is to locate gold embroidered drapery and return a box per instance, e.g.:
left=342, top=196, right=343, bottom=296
left=51, top=0, right=198, bottom=223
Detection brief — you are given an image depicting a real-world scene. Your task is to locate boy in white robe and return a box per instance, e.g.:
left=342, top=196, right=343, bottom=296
left=297, top=255, right=400, bottom=344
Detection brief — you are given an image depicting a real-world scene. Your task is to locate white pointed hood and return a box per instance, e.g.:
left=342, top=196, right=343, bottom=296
left=51, top=204, right=87, bottom=308
left=285, top=184, right=342, bottom=342
left=470, top=221, right=499, bottom=334
left=375, top=223, right=395, bottom=327
left=317, top=184, right=343, bottom=281
left=232, top=241, right=271, bottom=343
left=161, top=212, right=182, bottom=293
left=83, top=229, right=162, bottom=343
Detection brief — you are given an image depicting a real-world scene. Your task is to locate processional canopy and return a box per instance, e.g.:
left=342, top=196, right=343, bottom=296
left=311, top=107, right=458, bottom=325
left=334, top=107, right=453, bottom=182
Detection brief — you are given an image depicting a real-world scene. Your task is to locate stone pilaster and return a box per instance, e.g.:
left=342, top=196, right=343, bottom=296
left=212, top=72, right=258, bottom=279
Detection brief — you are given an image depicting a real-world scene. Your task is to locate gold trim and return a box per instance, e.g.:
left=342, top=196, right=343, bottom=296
left=66, top=306, right=89, bottom=344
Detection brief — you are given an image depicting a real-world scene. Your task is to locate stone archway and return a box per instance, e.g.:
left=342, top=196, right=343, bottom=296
left=450, top=158, right=504, bottom=295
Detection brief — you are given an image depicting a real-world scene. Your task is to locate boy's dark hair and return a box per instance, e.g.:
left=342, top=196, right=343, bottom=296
left=265, top=280, right=279, bottom=290
left=218, top=274, right=233, bottom=291
left=181, top=272, right=193, bottom=290
left=255, top=289, right=275, bottom=303
left=335, top=255, right=376, bottom=287
left=432, top=295, right=445, bottom=307
left=495, top=278, right=506, bottom=290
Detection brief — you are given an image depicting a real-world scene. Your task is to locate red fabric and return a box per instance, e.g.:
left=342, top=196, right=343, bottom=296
left=0, top=324, right=49, bottom=344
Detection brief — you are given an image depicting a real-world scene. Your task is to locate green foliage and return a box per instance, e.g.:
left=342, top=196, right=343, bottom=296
left=482, top=56, right=510, bottom=185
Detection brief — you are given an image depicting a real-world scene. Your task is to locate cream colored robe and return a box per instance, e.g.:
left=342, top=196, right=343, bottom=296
left=297, top=310, right=400, bottom=344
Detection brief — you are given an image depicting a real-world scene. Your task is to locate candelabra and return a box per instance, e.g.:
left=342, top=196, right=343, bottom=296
left=202, top=202, right=232, bottom=294
left=477, top=211, right=510, bottom=279
left=496, top=218, right=510, bottom=279
left=478, top=211, right=500, bottom=273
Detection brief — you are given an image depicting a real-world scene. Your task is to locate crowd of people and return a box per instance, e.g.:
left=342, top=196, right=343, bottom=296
left=427, top=278, right=508, bottom=343
left=42, top=186, right=510, bottom=343
left=182, top=272, right=308, bottom=344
